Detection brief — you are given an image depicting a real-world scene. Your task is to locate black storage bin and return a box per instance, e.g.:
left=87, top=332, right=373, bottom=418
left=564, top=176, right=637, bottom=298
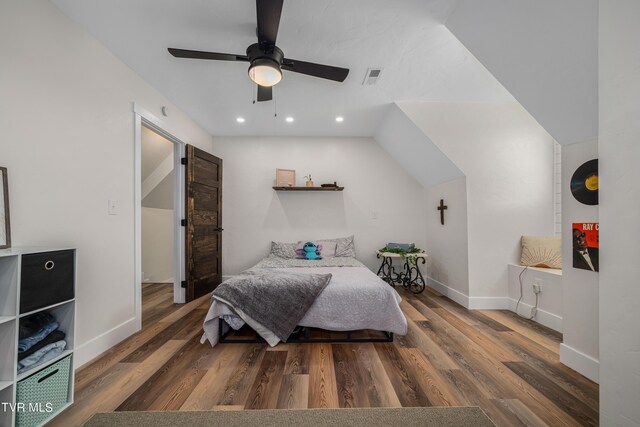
left=20, top=250, right=74, bottom=314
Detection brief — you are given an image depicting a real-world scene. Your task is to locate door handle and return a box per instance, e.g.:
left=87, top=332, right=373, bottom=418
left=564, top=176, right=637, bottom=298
left=215, top=228, right=224, bottom=232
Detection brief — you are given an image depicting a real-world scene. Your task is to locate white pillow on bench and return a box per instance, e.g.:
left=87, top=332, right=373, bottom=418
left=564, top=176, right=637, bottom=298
left=520, top=235, right=562, bottom=269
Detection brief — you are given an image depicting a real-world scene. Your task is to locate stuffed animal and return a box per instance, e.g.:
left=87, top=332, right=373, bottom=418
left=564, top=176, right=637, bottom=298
left=301, top=242, right=322, bottom=260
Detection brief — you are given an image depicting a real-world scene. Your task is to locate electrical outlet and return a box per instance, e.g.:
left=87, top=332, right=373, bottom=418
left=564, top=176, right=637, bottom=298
left=108, top=199, right=118, bottom=215
left=533, top=278, right=542, bottom=294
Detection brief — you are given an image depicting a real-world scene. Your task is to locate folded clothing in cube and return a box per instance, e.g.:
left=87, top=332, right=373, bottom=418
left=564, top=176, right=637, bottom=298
left=18, top=321, right=59, bottom=353
left=19, top=312, right=55, bottom=340
left=17, top=341, right=67, bottom=374
left=18, top=330, right=66, bottom=361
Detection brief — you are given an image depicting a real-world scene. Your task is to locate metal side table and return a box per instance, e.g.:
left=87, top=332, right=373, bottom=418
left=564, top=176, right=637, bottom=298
left=376, top=251, right=428, bottom=294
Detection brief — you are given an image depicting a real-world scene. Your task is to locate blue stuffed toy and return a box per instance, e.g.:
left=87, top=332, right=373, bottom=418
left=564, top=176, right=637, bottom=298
left=301, top=242, right=322, bottom=260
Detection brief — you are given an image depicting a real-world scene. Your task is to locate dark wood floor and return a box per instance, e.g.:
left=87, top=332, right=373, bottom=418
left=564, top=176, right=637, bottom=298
left=51, top=282, right=598, bottom=426
left=140, top=282, right=180, bottom=328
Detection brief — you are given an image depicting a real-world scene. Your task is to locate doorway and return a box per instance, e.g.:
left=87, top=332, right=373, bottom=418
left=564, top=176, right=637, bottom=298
left=140, top=125, right=178, bottom=324
left=133, top=106, right=222, bottom=330
left=133, top=107, right=187, bottom=333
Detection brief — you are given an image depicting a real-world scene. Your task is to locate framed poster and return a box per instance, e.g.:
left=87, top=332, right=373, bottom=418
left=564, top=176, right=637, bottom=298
left=0, top=167, right=10, bottom=249
left=572, top=222, right=599, bottom=272
left=276, top=169, right=296, bottom=187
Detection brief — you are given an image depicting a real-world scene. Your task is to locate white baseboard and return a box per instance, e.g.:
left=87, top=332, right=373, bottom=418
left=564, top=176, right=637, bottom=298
left=468, top=296, right=509, bottom=310
left=222, top=275, right=234, bottom=282
left=74, top=317, right=139, bottom=368
left=427, top=277, right=562, bottom=333
left=426, top=278, right=510, bottom=310
left=427, top=277, right=469, bottom=308
left=508, top=298, right=563, bottom=333
left=560, top=343, right=599, bottom=383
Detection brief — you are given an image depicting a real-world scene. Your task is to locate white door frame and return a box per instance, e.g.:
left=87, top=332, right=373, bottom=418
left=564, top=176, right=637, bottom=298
left=133, top=104, right=186, bottom=331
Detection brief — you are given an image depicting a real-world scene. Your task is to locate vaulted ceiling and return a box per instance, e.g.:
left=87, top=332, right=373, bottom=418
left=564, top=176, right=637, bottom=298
left=51, top=0, right=515, bottom=137
left=446, top=0, right=598, bottom=145
left=52, top=0, right=597, bottom=146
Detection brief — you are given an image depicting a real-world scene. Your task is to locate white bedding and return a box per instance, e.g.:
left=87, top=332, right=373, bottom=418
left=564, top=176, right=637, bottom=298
left=202, top=256, right=408, bottom=346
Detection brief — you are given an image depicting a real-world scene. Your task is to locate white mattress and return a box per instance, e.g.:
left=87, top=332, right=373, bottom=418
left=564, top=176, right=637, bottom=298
left=202, top=257, right=408, bottom=346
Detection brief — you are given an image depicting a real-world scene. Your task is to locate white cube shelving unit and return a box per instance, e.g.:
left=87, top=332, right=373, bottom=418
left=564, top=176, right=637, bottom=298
left=0, top=247, right=76, bottom=427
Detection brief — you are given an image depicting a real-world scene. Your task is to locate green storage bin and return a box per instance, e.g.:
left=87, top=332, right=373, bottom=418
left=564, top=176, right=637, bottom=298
left=16, top=355, right=71, bottom=427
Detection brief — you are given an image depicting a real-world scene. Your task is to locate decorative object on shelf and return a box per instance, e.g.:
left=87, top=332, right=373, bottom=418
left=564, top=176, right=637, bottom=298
left=572, top=222, right=599, bottom=272
left=272, top=186, right=344, bottom=191
left=0, top=167, right=11, bottom=249
left=570, top=159, right=598, bottom=205
left=276, top=168, right=296, bottom=187
left=376, top=248, right=427, bottom=294
left=304, top=174, right=314, bottom=187
left=437, top=199, right=448, bottom=225
left=321, top=182, right=339, bottom=188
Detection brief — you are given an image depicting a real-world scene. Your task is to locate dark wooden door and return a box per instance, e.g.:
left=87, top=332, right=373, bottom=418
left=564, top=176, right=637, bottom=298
left=185, top=145, right=222, bottom=301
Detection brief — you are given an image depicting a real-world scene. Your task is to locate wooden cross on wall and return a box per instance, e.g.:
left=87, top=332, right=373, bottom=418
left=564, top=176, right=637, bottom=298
left=437, top=199, right=448, bottom=225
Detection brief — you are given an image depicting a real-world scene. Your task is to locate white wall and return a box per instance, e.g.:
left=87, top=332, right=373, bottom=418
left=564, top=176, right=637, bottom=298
left=399, top=102, right=555, bottom=305
left=599, top=1, right=640, bottom=423
left=507, top=265, right=562, bottom=333
left=424, top=177, right=469, bottom=305
left=559, top=139, right=599, bottom=383
left=141, top=207, right=174, bottom=283
left=0, top=0, right=214, bottom=367
left=212, top=137, right=428, bottom=275
left=446, top=0, right=598, bottom=145
left=375, top=104, right=463, bottom=187
left=554, top=143, right=562, bottom=236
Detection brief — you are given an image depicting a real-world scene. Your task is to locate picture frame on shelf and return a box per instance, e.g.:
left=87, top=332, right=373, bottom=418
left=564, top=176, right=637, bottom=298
left=0, top=167, right=10, bottom=249
left=276, top=168, right=296, bottom=187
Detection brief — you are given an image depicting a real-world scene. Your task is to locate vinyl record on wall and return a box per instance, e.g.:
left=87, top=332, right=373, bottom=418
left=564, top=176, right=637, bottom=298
left=570, top=159, right=598, bottom=205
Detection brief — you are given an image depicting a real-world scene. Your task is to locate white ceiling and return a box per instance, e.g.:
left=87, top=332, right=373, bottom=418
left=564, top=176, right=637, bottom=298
left=52, top=0, right=515, bottom=137
left=446, top=0, right=598, bottom=145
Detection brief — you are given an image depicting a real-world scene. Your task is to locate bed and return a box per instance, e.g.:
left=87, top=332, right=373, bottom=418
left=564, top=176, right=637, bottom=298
left=202, top=255, right=408, bottom=347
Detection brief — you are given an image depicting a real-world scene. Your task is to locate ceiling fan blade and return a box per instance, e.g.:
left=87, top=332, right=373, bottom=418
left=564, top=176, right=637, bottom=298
left=168, top=48, right=248, bottom=62
left=256, top=0, right=283, bottom=45
left=257, top=85, right=273, bottom=102
left=282, top=59, right=349, bottom=82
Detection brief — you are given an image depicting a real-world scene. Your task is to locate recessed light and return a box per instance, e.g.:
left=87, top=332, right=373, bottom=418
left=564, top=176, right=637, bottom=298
left=335, top=116, right=344, bottom=123
left=236, top=117, right=245, bottom=123
left=285, top=116, right=294, bottom=123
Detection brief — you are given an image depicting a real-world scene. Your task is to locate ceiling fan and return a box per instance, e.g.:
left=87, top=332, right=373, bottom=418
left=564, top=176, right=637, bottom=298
left=168, top=0, right=350, bottom=102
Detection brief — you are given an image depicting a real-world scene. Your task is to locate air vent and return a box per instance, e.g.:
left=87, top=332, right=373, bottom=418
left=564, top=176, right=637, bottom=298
left=362, top=68, right=383, bottom=85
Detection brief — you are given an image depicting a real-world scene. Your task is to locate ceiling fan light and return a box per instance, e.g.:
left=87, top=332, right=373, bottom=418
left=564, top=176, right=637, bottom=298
left=248, top=59, right=282, bottom=87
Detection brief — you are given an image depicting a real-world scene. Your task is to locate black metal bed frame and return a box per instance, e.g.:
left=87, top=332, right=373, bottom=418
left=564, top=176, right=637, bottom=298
left=218, top=320, right=393, bottom=344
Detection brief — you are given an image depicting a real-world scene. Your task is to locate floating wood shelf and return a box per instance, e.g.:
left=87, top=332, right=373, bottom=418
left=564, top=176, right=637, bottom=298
left=273, top=186, right=344, bottom=191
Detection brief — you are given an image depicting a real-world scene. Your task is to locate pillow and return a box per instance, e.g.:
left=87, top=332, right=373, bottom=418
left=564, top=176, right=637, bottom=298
left=295, top=241, right=337, bottom=258
left=269, top=241, right=298, bottom=259
left=321, top=235, right=356, bottom=257
left=317, top=241, right=337, bottom=257
left=520, top=236, right=562, bottom=269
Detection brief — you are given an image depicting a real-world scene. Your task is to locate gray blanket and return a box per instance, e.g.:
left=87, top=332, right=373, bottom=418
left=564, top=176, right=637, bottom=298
left=211, top=268, right=332, bottom=342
